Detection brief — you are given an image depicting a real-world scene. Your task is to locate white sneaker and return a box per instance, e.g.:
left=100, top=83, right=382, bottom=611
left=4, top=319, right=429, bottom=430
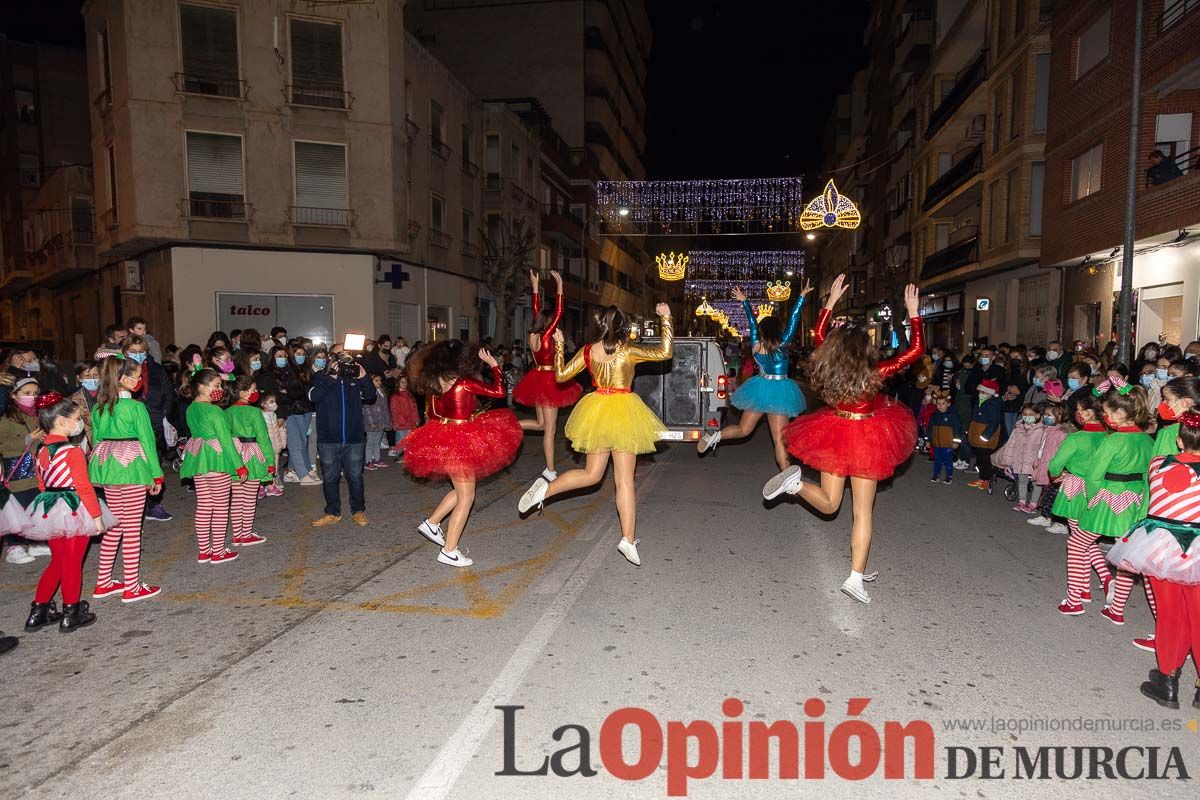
left=437, top=548, right=473, bottom=567
left=518, top=477, right=549, bottom=514
left=417, top=520, right=446, bottom=547
left=840, top=578, right=872, bottom=604
left=541, top=468, right=558, bottom=482
left=299, top=472, right=322, bottom=486
left=283, top=470, right=301, bottom=483
left=953, top=459, right=970, bottom=471
left=4, top=545, right=33, bottom=565
left=616, top=537, right=641, bottom=566
left=697, top=429, right=721, bottom=454
left=1027, top=515, right=1052, bottom=527
left=1046, top=522, right=1069, bottom=535
left=26, top=543, right=51, bottom=557
left=762, top=465, right=803, bottom=500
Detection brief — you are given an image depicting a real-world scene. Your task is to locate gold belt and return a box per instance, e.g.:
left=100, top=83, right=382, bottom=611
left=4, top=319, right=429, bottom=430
left=834, top=410, right=873, bottom=420
left=434, top=410, right=483, bottom=425
left=536, top=365, right=554, bottom=372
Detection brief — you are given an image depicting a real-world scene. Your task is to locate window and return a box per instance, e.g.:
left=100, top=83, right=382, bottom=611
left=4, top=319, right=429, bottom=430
left=997, top=0, right=1010, bottom=50
left=484, top=133, right=501, bottom=186
left=185, top=131, right=245, bottom=217
left=1005, top=169, right=1017, bottom=243
left=430, top=193, right=445, bottom=232
left=14, top=89, right=35, bottom=124
left=289, top=18, right=345, bottom=107
left=71, top=196, right=92, bottom=242
left=1070, top=144, right=1103, bottom=201
left=179, top=3, right=240, bottom=97
left=1009, top=67, right=1021, bottom=141
left=106, top=144, right=118, bottom=214
left=18, top=154, right=39, bottom=188
left=461, top=209, right=472, bottom=243
left=510, top=144, right=520, bottom=185
left=99, top=26, right=112, bottom=92
left=461, top=125, right=472, bottom=161
left=988, top=181, right=1000, bottom=245
left=1015, top=0, right=1027, bottom=33
left=293, top=141, right=348, bottom=225
left=430, top=101, right=445, bottom=145
left=486, top=212, right=503, bottom=246
left=1155, top=113, right=1193, bottom=170
left=1074, top=9, right=1110, bottom=79
left=1033, top=53, right=1050, bottom=133
left=1028, top=161, right=1045, bottom=236
left=599, top=261, right=613, bottom=284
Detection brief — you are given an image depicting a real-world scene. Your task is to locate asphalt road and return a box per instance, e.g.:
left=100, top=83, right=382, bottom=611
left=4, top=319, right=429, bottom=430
left=0, top=424, right=1195, bottom=799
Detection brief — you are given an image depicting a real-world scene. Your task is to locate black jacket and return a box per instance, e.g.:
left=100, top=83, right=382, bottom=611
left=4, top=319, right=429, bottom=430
left=964, top=362, right=1008, bottom=397
left=256, top=365, right=311, bottom=418
left=139, top=357, right=178, bottom=455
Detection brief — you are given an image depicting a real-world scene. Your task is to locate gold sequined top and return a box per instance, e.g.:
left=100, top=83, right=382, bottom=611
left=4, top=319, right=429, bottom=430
left=555, top=315, right=674, bottom=390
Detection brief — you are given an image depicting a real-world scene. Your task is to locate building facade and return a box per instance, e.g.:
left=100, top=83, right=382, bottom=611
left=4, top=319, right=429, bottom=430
left=1045, top=0, right=1200, bottom=348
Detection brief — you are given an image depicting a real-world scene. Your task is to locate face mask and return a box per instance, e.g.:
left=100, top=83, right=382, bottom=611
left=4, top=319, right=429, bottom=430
left=217, top=359, right=235, bottom=374
left=1043, top=416, right=1055, bottom=426
left=1068, top=377, right=1082, bottom=391
left=1046, top=350, right=1060, bottom=360
left=14, top=395, right=37, bottom=412
left=247, top=391, right=260, bottom=404
left=208, top=387, right=225, bottom=402
left=294, top=355, right=307, bottom=366
left=313, top=358, right=327, bottom=370
left=69, top=419, right=85, bottom=437
left=1103, top=413, right=1119, bottom=428
left=382, top=345, right=391, bottom=351
left=978, top=394, right=990, bottom=405
left=1156, top=368, right=1169, bottom=380
left=943, top=359, right=953, bottom=367
left=24, top=360, right=40, bottom=373
left=81, top=378, right=99, bottom=392
left=250, top=360, right=262, bottom=372
left=265, top=402, right=278, bottom=412
left=1159, top=401, right=1178, bottom=421
left=128, top=352, right=147, bottom=364
left=1033, top=377, right=1044, bottom=388
left=1074, top=410, right=1088, bottom=426
left=1022, top=415, right=1036, bottom=424
left=1141, top=374, right=1154, bottom=387
left=275, top=357, right=288, bottom=368
left=979, top=357, right=992, bottom=366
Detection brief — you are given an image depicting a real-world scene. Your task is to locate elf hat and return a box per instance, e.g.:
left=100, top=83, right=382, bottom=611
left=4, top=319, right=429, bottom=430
left=978, top=378, right=1000, bottom=397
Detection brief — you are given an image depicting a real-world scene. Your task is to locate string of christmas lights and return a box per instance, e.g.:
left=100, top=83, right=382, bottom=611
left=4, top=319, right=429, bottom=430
left=684, top=279, right=770, bottom=300
left=686, top=250, right=806, bottom=281
left=596, top=179, right=806, bottom=234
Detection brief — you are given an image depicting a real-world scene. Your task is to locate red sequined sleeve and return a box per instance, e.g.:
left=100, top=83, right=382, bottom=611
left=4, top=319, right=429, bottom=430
left=877, top=317, right=925, bottom=379
left=541, top=292, right=563, bottom=352
left=459, top=366, right=506, bottom=399
left=813, top=307, right=832, bottom=348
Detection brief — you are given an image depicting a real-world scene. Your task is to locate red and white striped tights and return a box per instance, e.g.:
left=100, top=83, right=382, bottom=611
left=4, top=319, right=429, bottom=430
left=96, top=485, right=147, bottom=587
left=1065, top=521, right=1111, bottom=605
left=194, top=472, right=232, bottom=555
left=231, top=480, right=260, bottom=539
left=1109, top=569, right=1158, bottom=618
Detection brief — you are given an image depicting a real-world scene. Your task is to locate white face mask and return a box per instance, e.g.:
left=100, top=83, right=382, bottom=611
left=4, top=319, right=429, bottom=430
left=1046, top=350, right=1060, bottom=360
left=265, top=402, right=278, bottom=412
left=69, top=419, right=85, bottom=437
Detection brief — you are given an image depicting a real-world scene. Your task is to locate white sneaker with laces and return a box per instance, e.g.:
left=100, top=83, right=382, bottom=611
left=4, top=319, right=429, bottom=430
left=953, top=459, right=970, bottom=471
left=762, top=465, right=803, bottom=500
left=437, top=548, right=473, bottom=567
left=4, top=545, right=33, bottom=565
left=417, top=519, right=446, bottom=547
left=697, top=430, right=721, bottom=454
left=283, top=470, right=301, bottom=483
left=26, top=543, right=51, bottom=557
left=299, top=472, right=322, bottom=486
left=616, top=538, right=641, bottom=566
left=840, top=578, right=871, bottom=604
left=541, top=468, right=558, bottom=482
left=518, top=477, right=549, bottom=514
left=1027, top=515, right=1052, bottom=527
left=1046, top=522, right=1069, bottom=535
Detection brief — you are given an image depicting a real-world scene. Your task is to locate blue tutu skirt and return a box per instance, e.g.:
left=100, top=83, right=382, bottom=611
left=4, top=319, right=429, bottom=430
left=731, top=375, right=806, bottom=417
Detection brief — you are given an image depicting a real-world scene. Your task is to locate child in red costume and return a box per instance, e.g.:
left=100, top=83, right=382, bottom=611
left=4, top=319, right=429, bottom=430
left=763, top=274, right=924, bottom=604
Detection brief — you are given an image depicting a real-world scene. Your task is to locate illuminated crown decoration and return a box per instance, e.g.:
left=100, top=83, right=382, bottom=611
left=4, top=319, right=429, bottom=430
left=656, top=252, right=689, bottom=282
left=711, top=310, right=729, bottom=326
left=765, top=281, right=792, bottom=302
left=799, top=180, right=861, bottom=231
left=755, top=302, right=775, bottom=322
left=695, top=298, right=716, bottom=317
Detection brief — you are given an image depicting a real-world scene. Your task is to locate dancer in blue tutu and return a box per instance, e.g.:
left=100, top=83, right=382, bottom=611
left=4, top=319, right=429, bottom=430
left=698, top=281, right=811, bottom=469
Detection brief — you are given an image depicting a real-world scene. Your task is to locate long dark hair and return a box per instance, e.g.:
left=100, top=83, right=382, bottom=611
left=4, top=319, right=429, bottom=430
left=593, top=306, right=630, bottom=355
left=96, top=355, right=141, bottom=415
left=1163, top=376, right=1200, bottom=409
left=37, top=395, right=80, bottom=434
left=756, top=315, right=783, bottom=353
left=407, top=339, right=474, bottom=395
left=184, top=368, right=228, bottom=407
left=807, top=321, right=882, bottom=406
left=232, top=374, right=257, bottom=402
left=530, top=298, right=557, bottom=336
left=206, top=331, right=231, bottom=351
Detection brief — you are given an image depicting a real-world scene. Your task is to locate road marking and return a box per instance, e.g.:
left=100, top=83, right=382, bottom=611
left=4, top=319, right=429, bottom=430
left=404, top=455, right=671, bottom=800
left=534, top=557, right=579, bottom=594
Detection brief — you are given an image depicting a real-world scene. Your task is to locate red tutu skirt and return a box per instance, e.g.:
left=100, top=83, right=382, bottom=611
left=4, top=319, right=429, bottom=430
left=782, top=395, right=917, bottom=480
left=402, top=408, right=523, bottom=481
left=513, top=369, right=583, bottom=408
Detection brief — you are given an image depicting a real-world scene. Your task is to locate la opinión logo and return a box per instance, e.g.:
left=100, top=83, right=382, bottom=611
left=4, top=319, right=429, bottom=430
left=496, top=698, right=935, bottom=796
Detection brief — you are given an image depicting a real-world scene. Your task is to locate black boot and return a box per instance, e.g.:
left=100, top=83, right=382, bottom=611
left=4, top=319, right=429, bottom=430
left=24, top=601, right=63, bottom=632
left=0, top=633, right=16, bottom=655
left=1140, top=669, right=1180, bottom=709
left=59, top=601, right=96, bottom=633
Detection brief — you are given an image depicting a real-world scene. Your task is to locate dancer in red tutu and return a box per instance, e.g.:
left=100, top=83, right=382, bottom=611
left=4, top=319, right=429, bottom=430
left=762, top=274, right=924, bottom=604
left=514, top=270, right=582, bottom=481
left=403, top=341, right=523, bottom=567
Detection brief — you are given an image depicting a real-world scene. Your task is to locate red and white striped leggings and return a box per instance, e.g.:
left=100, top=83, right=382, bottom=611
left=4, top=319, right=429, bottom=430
left=97, top=485, right=147, bottom=587
left=194, top=473, right=232, bottom=555
left=1066, top=521, right=1158, bottom=616
left=231, top=480, right=259, bottom=539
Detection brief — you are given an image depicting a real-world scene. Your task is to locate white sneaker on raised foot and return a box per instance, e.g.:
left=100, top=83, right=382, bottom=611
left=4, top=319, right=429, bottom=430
left=616, top=538, right=641, bottom=566
left=1027, top=515, right=1052, bottom=527
left=541, top=468, right=558, bottom=482
left=417, top=519, right=446, bottom=547
left=840, top=578, right=872, bottom=604
left=697, top=430, right=721, bottom=454
left=1046, top=522, right=1069, bottom=535
left=518, top=477, right=549, bottom=514
left=437, top=547, right=473, bottom=567
left=762, top=465, right=803, bottom=500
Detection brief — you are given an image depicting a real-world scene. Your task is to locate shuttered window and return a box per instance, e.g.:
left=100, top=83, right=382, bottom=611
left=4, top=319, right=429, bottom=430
left=180, top=4, right=239, bottom=96
left=290, top=19, right=345, bottom=107
left=294, top=141, right=348, bottom=226
left=186, top=131, right=245, bottom=218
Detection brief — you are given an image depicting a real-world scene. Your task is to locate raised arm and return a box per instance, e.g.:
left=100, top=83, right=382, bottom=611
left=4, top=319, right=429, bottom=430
left=780, top=279, right=811, bottom=345
left=628, top=304, right=674, bottom=364
left=742, top=299, right=759, bottom=347
left=530, top=269, right=541, bottom=317
left=815, top=273, right=849, bottom=348
left=877, top=284, right=925, bottom=379
left=541, top=286, right=564, bottom=351
left=459, top=364, right=506, bottom=399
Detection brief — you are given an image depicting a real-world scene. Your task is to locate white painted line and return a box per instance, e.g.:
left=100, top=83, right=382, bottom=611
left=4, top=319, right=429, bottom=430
left=404, top=456, right=671, bottom=800
left=534, top=557, right=580, bottom=595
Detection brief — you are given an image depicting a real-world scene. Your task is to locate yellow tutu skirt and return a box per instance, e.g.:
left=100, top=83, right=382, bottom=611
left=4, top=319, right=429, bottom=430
left=564, top=391, right=666, bottom=454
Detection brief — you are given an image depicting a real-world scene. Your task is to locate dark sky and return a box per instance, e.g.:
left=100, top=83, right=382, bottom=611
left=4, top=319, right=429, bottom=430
left=643, top=0, right=869, bottom=182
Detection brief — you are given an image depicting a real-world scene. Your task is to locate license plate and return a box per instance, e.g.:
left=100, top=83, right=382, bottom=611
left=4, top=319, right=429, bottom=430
left=659, top=430, right=685, bottom=441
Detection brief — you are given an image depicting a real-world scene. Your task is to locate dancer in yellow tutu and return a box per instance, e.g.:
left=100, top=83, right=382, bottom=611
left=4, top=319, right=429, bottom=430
left=518, top=303, right=673, bottom=566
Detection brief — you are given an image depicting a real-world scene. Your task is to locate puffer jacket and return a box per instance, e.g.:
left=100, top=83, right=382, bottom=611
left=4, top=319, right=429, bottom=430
left=993, top=420, right=1047, bottom=474
left=1032, top=424, right=1069, bottom=485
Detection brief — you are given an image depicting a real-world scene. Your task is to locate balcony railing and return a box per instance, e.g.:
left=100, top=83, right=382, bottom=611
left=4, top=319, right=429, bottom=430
left=430, top=136, right=452, bottom=161
left=925, top=51, right=987, bottom=139
left=921, top=235, right=979, bottom=280
left=923, top=144, right=983, bottom=210
left=286, top=85, right=352, bottom=110
left=429, top=230, right=451, bottom=249
left=1158, top=0, right=1199, bottom=32
left=1146, top=145, right=1196, bottom=187
left=99, top=207, right=118, bottom=231
left=182, top=196, right=250, bottom=220
left=461, top=241, right=480, bottom=258
left=172, top=72, right=245, bottom=99
left=289, top=206, right=353, bottom=227
left=461, top=158, right=479, bottom=177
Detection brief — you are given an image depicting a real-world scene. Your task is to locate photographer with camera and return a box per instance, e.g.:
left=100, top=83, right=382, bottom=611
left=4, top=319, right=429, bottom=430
left=308, top=346, right=376, bottom=528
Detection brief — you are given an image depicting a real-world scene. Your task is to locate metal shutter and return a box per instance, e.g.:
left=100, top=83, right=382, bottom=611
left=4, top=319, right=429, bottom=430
left=186, top=132, right=244, bottom=196
left=294, top=142, right=346, bottom=208
left=180, top=4, right=238, bottom=81
left=290, top=19, right=343, bottom=90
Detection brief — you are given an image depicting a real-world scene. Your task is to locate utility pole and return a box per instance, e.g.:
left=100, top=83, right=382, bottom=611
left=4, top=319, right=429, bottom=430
left=1117, top=0, right=1144, bottom=365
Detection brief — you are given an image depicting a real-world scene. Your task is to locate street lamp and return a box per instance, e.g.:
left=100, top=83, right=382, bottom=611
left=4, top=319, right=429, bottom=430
left=618, top=206, right=630, bottom=217
left=805, top=232, right=816, bottom=241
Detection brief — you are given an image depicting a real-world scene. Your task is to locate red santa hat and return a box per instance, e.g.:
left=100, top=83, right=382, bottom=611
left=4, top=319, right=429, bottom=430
left=978, top=378, right=1000, bottom=397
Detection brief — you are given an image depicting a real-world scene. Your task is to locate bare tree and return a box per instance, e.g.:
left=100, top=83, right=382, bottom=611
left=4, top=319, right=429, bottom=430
left=481, top=215, right=535, bottom=345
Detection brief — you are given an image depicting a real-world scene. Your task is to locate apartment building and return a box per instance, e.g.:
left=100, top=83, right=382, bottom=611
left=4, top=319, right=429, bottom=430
left=1045, top=0, right=1200, bottom=347
left=79, top=0, right=409, bottom=348
left=0, top=39, right=93, bottom=354
left=818, top=71, right=870, bottom=319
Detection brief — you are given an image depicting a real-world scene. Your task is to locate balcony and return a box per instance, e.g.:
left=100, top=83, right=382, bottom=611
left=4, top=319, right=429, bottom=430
left=923, top=144, right=982, bottom=211
left=430, top=136, right=451, bottom=161
left=429, top=230, right=451, bottom=249
left=461, top=158, right=479, bottom=178
left=921, top=235, right=979, bottom=281
left=181, top=196, right=250, bottom=221
left=1158, top=0, right=1199, bottom=33
left=172, top=72, right=245, bottom=99
left=894, top=13, right=933, bottom=73
left=541, top=206, right=584, bottom=243
left=286, top=85, right=352, bottom=110
left=31, top=217, right=97, bottom=287
left=1145, top=145, right=1196, bottom=188
left=925, top=51, right=986, bottom=139
left=289, top=206, right=354, bottom=227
